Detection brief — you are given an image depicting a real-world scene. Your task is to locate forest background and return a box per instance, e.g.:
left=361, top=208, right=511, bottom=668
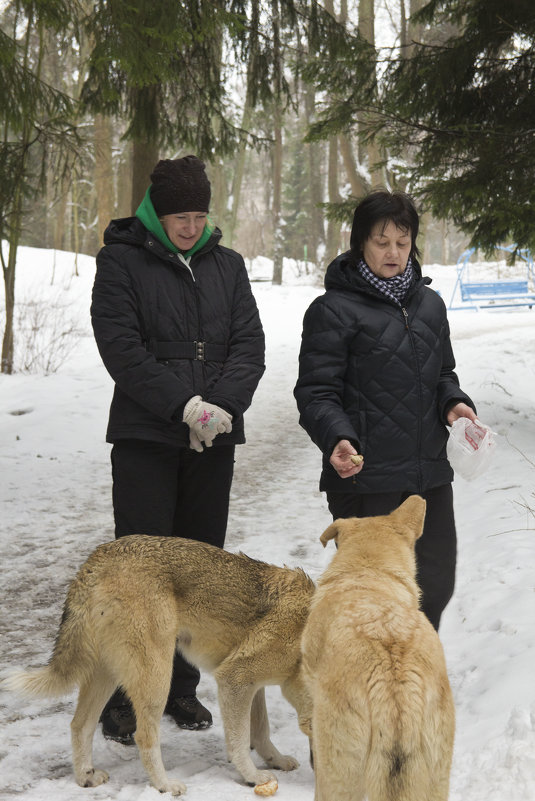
left=1, top=0, right=534, bottom=374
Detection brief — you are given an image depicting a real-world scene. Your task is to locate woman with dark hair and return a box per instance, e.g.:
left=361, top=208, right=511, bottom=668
left=294, top=190, right=480, bottom=630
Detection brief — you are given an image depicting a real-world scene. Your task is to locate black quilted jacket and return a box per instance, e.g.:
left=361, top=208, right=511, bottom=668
left=91, top=217, right=265, bottom=447
left=294, top=252, right=475, bottom=494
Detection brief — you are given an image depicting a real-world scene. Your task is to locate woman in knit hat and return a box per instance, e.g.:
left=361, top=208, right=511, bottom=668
left=91, top=155, right=265, bottom=741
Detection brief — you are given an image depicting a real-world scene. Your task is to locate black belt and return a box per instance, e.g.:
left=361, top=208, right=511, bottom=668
left=146, top=339, right=227, bottom=362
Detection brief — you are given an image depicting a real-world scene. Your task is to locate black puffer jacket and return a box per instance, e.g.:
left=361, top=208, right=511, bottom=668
left=91, top=217, right=265, bottom=447
left=294, top=252, right=475, bottom=494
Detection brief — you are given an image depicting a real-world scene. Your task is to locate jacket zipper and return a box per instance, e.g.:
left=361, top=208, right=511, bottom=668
left=147, top=240, right=207, bottom=387
left=188, top=254, right=207, bottom=386
left=177, top=252, right=195, bottom=280
left=402, top=305, right=423, bottom=493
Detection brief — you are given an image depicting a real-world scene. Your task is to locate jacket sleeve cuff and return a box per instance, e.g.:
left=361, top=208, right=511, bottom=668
left=173, top=396, right=200, bottom=423
left=441, top=396, right=477, bottom=425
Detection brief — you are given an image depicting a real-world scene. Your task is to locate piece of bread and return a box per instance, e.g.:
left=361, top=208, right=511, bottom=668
left=350, top=454, right=363, bottom=465
left=254, top=778, right=278, bottom=796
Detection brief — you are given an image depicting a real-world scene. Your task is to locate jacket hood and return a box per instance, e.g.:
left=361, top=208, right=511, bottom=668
left=135, top=186, right=214, bottom=257
left=103, top=216, right=146, bottom=247
left=324, top=249, right=429, bottom=296
left=102, top=215, right=222, bottom=256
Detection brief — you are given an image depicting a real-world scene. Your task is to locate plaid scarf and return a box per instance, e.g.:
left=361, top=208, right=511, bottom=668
left=356, top=257, right=415, bottom=306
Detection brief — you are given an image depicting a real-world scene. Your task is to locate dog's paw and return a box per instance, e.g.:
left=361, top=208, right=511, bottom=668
left=158, top=778, right=187, bottom=796
left=247, top=769, right=276, bottom=787
left=270, top=754, right=299, bottom=772
left=80, top=767, right=109, bottom=787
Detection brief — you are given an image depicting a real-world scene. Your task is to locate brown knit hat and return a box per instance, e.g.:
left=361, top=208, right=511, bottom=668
left=150, top=155, right=211, bottom=216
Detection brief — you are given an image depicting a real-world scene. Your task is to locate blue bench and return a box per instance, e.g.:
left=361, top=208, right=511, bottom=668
left=460, top=280, right=531, bottom=300
left=449, top=247, right=535, bottom=309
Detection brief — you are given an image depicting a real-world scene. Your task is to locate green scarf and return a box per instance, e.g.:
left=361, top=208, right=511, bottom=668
left=135, top=187, right=213, bottom=258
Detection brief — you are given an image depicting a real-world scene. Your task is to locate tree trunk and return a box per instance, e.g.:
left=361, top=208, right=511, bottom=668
left=400, top=0, right=408, bottom=51
left=1, top=11, right=33, bottom=373
left=72, top=172, right=80, bottom=275
left=1, top=236, right=18, bottom=374
left=130, top=86, right=160, bottom=213
left=227, top=0, right=261, bottom=249
left=304, top=83, right=325, bottom=264
left=81, top=185, right=98, bottom=255
left=227, top=138, right=247, bottom=248
left=210, top=156, right=227, bottom=234
left=132, top=138, right=159, bottom=214
left=325, top=136, right=342, bottom=266
left=271, top=0, right=284, bottom=286
left=359, top=0, right=384, bottom=187
left=421, top=211, right=431, bottom=265
left=409, top=0, right=425, bottom=49
left=441, top=217, right=450, bottom=265
left=1, top=178, right=24, bottom=373
left=339, top=133, right=368, bottom=198
left=117, top=140, right=133, bottom=218
left=94, top=113, right=114, bottom=246
left=228, top=98, right=253, bottom=248
left=271, top=106, right=284, bottom=285
left=322, top=0, right=343, bottom=267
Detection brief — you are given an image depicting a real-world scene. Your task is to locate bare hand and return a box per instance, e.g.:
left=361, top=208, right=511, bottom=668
left=446, top=402, right=477, bottom=426
left=330, top=440, right=364, bottom=479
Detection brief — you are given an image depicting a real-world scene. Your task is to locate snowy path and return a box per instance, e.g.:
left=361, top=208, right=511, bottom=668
left=1, top=251, right=534, bottom=800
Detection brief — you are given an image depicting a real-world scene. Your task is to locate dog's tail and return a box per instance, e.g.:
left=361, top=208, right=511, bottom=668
left=366, top=701, right=431, bottom=801
left=3, top=586, right=97, bottom=700
left=366, top=740, right=429, bottom=801
left=2, top=664, right=71, bottom=698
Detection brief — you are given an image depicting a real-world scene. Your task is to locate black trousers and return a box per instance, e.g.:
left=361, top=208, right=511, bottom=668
left=326, top=484, right=456, bottom=630
left=110, top=439, right=235, bottom=699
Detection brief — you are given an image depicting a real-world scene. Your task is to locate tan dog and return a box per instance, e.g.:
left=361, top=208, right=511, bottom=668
left=301, top=496, right=455, bottom=801
left=3, top=536, right=314, bottom=796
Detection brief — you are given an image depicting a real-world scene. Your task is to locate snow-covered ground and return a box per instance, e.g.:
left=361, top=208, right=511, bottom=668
left=0, top=246, right=534, bottom=800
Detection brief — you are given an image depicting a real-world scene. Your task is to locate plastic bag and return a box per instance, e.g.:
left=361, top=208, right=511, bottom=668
left=446, top=418, right=497, bottom=481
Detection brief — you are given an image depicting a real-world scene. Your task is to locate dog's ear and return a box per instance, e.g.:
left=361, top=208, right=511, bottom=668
left=319, top=520, right=342, bottom=548
left=391, top=495, right=426, bottom=541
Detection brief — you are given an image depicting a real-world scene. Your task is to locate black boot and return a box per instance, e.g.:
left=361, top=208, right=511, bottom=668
left=164, top=695, right=212, bottom=730
left=100, top=689, right=136, bottom=745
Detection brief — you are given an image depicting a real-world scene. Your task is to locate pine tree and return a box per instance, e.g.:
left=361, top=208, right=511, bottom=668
left=304, top=0, right=535, bottom=252
left=384, top=0, right=535, bottom=251
left=282, top=114, right=312, bottom=262
left=0, top=2, right=78, bottom=373
left=80, top=0, right=243, bottom=209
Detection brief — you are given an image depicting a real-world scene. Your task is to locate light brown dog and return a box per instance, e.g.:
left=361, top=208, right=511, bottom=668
left=301, top=496, right=455, bottom=801
left=3, top=536, right=314, bottom=796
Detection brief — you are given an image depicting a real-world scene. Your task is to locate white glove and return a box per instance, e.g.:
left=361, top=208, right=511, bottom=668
left=183, top=396, right=233, bottom=452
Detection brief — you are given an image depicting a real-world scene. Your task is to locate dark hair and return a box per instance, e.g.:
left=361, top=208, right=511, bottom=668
left=350, top=190, right=421, bottom=260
